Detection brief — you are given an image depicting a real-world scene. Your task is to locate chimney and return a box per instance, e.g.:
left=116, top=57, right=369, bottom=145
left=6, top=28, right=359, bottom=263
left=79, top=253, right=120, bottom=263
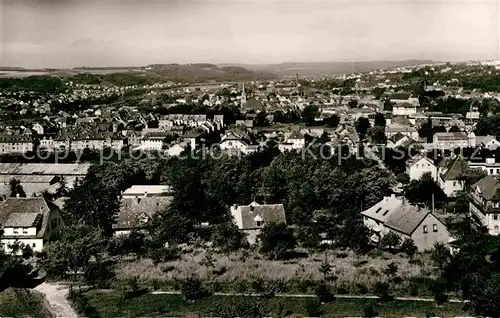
left=16, top=193, right=20, bottom=198
left=144, top=191, right=148, bottom=197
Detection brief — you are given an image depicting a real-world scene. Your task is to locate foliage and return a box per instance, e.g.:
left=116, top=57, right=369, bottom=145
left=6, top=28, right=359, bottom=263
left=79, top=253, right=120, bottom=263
left=38, top=225, right=111, bottom=285
left=211, top=222, right=248, bottom=252
left=301, top=105, right=319, bottom=125
left=355, top=117, right=371, bottom=140
left=0, top=251, right=32, bottom=289
left=404, top=172, right=447, bottom=208
left=379, top=232, right=401, bottom=250
left=315, top=281, right=335, bottom=303
left=362, top=303, right=379, bottom=318
left=150, top=209, right=194, bottom=245
left=0, top=76, right=66, bottom=93
left=258, top=222, right=297, bottom=260
left=400, top=238, right=418, bottom=258
left=181, top=276, right=207, bottom=301
left=8, top=178, right=26, bottom=198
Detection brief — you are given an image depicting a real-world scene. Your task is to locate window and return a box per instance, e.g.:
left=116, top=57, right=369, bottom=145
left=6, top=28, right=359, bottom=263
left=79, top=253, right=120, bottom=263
left=32, top=243, right=36, bottom=248
left=423, top=225, right=428, bottom=234
left=494, top=214, right=499, bottom=220
left=490, top=169, right=494, bottom=175
left=453, top=181, right=457, bottom=186
left=22, top=229, right=28, bottom=234
left=382, top=210, right=389, bottom=216
left=433, top=224, right=438, bottom=232
left=375, top=207, right=382, bottom=213
left=256, top=221, right=264, bottom=227
left=13, top=228, right=18, bottom=234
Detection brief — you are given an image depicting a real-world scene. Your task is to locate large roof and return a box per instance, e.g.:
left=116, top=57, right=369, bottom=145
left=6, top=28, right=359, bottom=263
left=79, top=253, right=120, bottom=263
left=0, top=163, right=91, bottom=176
left=114, top=196, right=173, bottom=230
left=0, top=197, right=56, bottom=238
left=122, top=185, right=173, bottom=197
left=472, top=175, right=500, bottom=201
left=361, top=195, right=403, bottom=223
left=434, top=132, right=468, bottom=141
left=440, top=156, right=468, bottom=181
left=235, top=202, right=286, bottom=230
left=384, top=204, right=430, bottom=236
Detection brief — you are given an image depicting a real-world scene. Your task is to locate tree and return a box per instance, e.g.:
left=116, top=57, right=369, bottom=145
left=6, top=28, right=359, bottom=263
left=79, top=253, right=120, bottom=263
left=419, top=118, right=434, bottom=143
left=400, top=238, right=418, bottom=258
left=355, top=117, right=371, bottom=140
left=258, top=222, right=297, bottom=260
left=323, top=114, right=340, bottom=128
left=318, top=255, right=333, bottom=280
left=39, top=225, right=111, bottom=287
left=369, top=126, right=387, bottom=145
left=374, top=112, right=386, bottom=127
left=211, top=222, right=247, bottom=252
left=301, top=105, right=319, bottom=125
left=404, top=172, right=447, bottom=208
left=348, top=100, right=359, bottom=108
left=151, top=209, right=194, bottom=245
left=315, top=281, right=335, bottom=303
left=255, top=110, right=269, bottom=127
left=8, top=178, right=26, bottom=198
left=181, top=276, right=206, bottom=301
left=379, top=232, right=401, bottom=250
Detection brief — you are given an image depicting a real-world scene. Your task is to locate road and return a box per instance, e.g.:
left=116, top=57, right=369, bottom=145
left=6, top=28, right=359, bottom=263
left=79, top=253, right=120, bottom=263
left=33, top=282, right=78, bottom=318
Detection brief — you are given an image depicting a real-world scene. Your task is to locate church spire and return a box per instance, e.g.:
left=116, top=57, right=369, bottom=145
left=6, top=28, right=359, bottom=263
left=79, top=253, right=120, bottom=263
left=240, top=82, right=247, bottom=107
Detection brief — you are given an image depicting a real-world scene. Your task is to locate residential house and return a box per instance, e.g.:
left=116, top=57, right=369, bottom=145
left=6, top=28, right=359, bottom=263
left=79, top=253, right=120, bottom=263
left=230, top=201, right=287, bottom=244
left=386, top=133, right=417, bottom=149
left=219, top=131, right=260, bottom=155
left=469, top=158, right=500, bottom=176
left=114, top=195, right=172, bottom=236
left=278, top=131, right=306, bottom=152
left=393, top=102, right=417, bottom=116
left=32, top=123, right=44, bottom=135
left=469, top=175, right=500, bottom=235
left=122, top=185, right=173, bottom=198
left=406, top=155, right=437, bottom=181
left=0, top=134, right=34, bottom=154
left=389, top=93, right=419, bottom=107
left=385, top=123, right=419, bottom=140
left=140, top=130, right=169, bottom=151
left=361, top=195, right=450, bottom=251
left=433, top=132, right=476, bottom=150
left=0, top=197, right=64, bottom=254
left=476, top=135, right=500, bottom=150
left=437, top=156, right=468, bottom=197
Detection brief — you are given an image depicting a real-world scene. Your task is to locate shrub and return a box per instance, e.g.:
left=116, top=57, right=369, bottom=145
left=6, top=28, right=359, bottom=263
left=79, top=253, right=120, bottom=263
left=373, top=281, right=393, bottom=302
left=258, top=222, right=297, bottom=260
left=400, top=238, right=418, bottom=258
left=315, top=281, right=335, bottom=303
left=379, top=232, right=401, bottom=250
left=305, top=298, right=325, bottom=317
left=68, top=289, right=99, bottom=318
left=181, top=276, right=206, bottom=301
left=362, top=303, right=379, bottom=318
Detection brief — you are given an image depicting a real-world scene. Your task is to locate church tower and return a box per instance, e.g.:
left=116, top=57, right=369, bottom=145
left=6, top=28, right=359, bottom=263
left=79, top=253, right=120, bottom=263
left=240, top=82, right=247, bottom=107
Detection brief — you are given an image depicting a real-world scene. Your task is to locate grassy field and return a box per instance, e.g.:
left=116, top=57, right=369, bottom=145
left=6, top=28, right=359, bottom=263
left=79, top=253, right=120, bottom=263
left=0, top=288, right=51, bottom=318
left=117, top=249, right=437, bottom=296
left=84, top=291, right=467, bottom=317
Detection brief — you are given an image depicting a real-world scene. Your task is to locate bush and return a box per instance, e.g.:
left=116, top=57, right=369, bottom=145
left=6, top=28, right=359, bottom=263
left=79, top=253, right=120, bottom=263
left=181, top=276, right=207, bottom=301
left=379, top=232, right=401, bottom=251
left=211, top=222, right=248, bottom=252
left=400, top=238, right=418, bottom=258
left=147, top=246, right=180, bottom=265
left=305, top=298, right=325, bottom=317
left=362, top=303, right=379, bottom=318
left=315, top=281, right=335, bottom=303
left=68, top=289, right=99, bottom=318
left=258, top=222, right=297, bottom=260
left=373, top=281, right=393, bottom=302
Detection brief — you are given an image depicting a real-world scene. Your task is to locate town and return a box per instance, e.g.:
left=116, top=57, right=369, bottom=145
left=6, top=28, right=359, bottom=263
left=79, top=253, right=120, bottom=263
left=1, top=59, right=500, bottom=317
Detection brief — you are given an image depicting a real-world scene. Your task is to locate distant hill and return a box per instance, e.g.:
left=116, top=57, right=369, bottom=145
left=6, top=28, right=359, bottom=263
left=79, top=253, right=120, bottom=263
left=221, top=60, right=437, bottom=77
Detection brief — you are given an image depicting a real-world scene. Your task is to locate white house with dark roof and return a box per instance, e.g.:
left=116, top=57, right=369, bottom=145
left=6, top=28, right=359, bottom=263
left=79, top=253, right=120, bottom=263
left=393, top=102, right=417, bottom=116
left=469, top=175, right=500, bottom=235
left=433, top=131, right=476, bottom=150
left=469, top=158, right=500, bottom=176
left=406, top=155, right=437, bottom=181
left=437, top=156, right=468, bottom=197
left=476, top=135, right=500, bottom=150
left=278, top=131, right=305, bottom=152
left=230, top=201, right=287, bottom=245
left=114, top=195, right=172, bottom=236
left=0, top=197, right=64, bottom=254
left=361, top=195, right=450, bottom=251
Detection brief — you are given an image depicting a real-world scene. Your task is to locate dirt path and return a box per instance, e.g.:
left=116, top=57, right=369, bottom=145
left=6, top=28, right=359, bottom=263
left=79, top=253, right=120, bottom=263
left=33, top=282, right=78, bottom=318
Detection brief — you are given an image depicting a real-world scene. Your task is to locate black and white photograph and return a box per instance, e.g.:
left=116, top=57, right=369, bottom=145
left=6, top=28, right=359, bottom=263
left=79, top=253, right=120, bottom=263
left=0, top=0, right=499, bottom=316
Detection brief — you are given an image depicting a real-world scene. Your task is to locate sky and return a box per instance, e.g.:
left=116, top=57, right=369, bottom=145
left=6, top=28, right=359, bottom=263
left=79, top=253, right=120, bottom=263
left=1, top=0, right=499, bottom=68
